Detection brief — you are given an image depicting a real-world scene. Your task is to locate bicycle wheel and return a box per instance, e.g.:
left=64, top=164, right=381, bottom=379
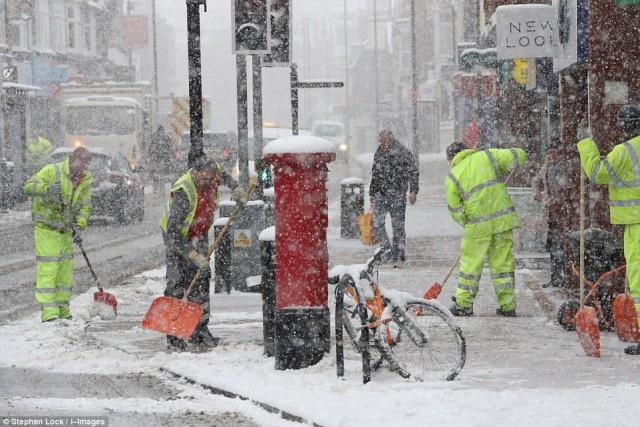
left=342, top=305, right=383, bottom=366
left=388, top=299, right=466, bottom=381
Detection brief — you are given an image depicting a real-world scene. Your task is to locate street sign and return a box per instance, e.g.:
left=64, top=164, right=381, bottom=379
left=233, top=0, right=271, bottom=55
left=495, top=4, right=559, bottom=59
left=293, top=80, right=344, bottom=89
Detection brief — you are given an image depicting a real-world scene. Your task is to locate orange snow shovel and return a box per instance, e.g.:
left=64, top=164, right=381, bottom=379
left=424, top=255, right=460, bottom=300
left=142, top=181, right=256, bottom=339
left=613, top=275, right=640, bottom=342
left=575, top=169, right=600, bottom=357
left=76, top=236, right=118, bottom=318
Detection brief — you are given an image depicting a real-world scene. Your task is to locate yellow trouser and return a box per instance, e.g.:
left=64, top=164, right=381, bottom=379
left=34, top=224, right=74, bottom=321
left=624, top=224, right=640, bottom=329
left=455, top=229, right=516, bottom=311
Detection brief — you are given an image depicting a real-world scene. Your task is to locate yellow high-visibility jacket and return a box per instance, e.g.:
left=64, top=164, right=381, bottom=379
left=445, top=148, right=528, bottom=238
left=23, top=158, right=93, bottom=231
left=578, top=135, right=640, bottom=225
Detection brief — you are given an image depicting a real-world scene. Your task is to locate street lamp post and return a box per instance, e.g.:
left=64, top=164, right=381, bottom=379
left=410, top=0, right=418, bottom=165
left=343, top=0, right=350, bottom=153
left=373, top=0, right=379, bottom=132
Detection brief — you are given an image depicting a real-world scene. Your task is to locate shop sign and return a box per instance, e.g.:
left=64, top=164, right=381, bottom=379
left=495, top=5, right=559, bottom=59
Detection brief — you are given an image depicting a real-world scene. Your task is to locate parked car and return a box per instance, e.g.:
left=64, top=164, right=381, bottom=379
left=311, top=120, right=348, bottom=162
left=175, top=131, right=237, bottom=175
left=45, top=147, right=144, bottom=224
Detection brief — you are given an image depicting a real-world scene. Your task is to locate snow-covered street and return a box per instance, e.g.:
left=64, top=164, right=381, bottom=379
left=2, top=157, right=640, bottom=426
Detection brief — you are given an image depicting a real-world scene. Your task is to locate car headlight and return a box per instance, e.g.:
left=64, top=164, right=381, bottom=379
left=339, top=144, right=348, bottom=152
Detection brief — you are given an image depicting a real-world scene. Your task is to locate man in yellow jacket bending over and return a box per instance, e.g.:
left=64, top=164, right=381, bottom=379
left=445, top=142, right=528, bottom=317
left=23, top=147, right=93, bottom=322
left=576, top=104, right=640, bottom=356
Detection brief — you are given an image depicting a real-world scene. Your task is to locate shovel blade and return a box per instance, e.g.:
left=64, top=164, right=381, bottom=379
left=613, top=294, right=640, bottom=342
left=93, top=289, right=118, bottom=317
left=576, top=306, right=601, bottom=357
left=423, top=282, right=442, bottom=300
left=141, top=296, right=203, bottom=339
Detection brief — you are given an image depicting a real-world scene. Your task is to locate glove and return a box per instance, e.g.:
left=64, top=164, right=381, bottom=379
left=576, top=120, right=592, bottom=141
left=47, top=183, right=61, bottom=199
left=72, top=229, right=83, bottom=245
left=187, top=250, right=209, bottom=269
left=233, top=187, right=249, bottom=205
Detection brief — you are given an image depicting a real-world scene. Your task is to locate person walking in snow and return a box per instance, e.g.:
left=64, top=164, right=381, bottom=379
left=160, top=157, right=247, bottom=351
left=445, top=142, right=528, bottom=317
left=23, top=147, right=93, bottom=322
left=576, top=104, right=640, bottom=356
left=369, top=129, right=419, bottom=266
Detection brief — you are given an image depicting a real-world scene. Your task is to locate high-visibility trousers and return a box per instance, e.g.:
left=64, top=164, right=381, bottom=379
left=624, top=223, right=640, bottom=329
left=34, top=224, right=74, bottom=321
left=455, top=229, right=517, bottom=311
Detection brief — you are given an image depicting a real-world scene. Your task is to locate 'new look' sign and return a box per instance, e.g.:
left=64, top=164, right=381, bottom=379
left=495, top=5, right=559, bottom=60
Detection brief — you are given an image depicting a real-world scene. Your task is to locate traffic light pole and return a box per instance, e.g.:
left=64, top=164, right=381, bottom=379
left=252, top=55, right=266, bottom=196
left=186, top=0, right=206, bottom=168
left=236, top=55, right=249, bottom=188
left=290, top=63, right=344, bottom=136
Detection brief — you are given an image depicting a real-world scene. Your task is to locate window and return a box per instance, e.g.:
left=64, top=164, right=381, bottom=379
left=66, top=3, right=81, bottom=51
left=53, top=0, right=66, bottom=52
left=66, top=106, right=137, bottom=136
left=81, top=6, right=95, bottom=54
left=32, top=0, right=52, bottom=50
left=0, top=0, right=5, bottom=46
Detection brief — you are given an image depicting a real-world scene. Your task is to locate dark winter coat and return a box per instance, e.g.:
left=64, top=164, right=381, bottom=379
left=369, top=140, right=419, bottom=198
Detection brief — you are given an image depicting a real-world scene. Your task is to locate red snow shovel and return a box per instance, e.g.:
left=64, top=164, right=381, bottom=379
left=76, top=237, right=118, bottom=318
left=424, top=255, right=460, bottom=300
left=142, top=181, right=256, bottom=339
left=576, top=170, right=600, bottom=357
left=613, top=275, right=640, bottom=342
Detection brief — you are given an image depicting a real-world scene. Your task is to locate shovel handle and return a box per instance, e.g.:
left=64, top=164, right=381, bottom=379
left=183, top=180, right=258, bottom=299
left=579, top=167, right=586, bottom=309
left=442, top=255, right=461, bottom=286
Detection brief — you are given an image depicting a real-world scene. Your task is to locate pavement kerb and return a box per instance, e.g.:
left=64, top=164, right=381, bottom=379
left=160, top=368, right=325, bottom=427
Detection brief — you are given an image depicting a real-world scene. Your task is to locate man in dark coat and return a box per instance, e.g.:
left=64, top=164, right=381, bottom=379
left=149, top=125, right=173, bottom=193
left=369, top=130, right=419, bottom=265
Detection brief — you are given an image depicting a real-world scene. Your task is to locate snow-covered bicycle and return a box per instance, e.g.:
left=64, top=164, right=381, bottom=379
left=329, top=246, right=466, bottom=383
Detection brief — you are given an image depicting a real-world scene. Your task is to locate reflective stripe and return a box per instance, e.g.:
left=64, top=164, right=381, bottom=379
left=448, top=205, right=463, bottom=213
left=510, top=148, right=520, bottom=169
left=459, top=272, right=481, bottom=281
left=623, top=141, right=640, bottom=185
left=57, top=302, right=70, bottom=307
left=37, top=256, right=61, bottom=262
left=632, top=297, right=640, bottom=304
left=447, top=172, right=464, bottom=198
left=590, top=163, right=601, bottom=182
left=35, top=288, right=58, bottom=294
left=610, top=198, right=640, bottom=207
left=39, top=302, right=59, bottom=307
left=491, top=272, right=515, bottom=280
left=57, top=285, right=72, bottom=292
left=466, top=207, right=516, bottom=224
left=603, top=158, right=624, bottom=186
left=32, top=214, right=68, bottom=231
left=494, top=282, right=515, bottom=291
left=463, top=179, right=502, bottom=201
left=457, top=283, right=478, bottom=292
left=484, top=150, right=499, bottom=176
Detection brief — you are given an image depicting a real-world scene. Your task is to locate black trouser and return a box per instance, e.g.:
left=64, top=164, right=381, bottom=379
left=547, top=220, right=565, bottom=284
left=163, top=234, right=211, bottom=330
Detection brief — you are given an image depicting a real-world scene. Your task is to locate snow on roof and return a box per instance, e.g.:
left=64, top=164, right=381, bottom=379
left=3, top=83, right=41, bottom=92
left=263, top=135, right=336, bottom=155
left=65, top=96, right=140, bottom=107
left=340, top=177, right=365, bottom=185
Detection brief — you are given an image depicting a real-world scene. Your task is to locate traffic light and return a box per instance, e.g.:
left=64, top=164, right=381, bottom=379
left=262, top=0, right=291, bottom=67
left=233, top=0, right=271, bottom=55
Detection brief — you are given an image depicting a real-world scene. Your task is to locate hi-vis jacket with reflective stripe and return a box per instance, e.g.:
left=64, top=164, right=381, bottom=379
left=160, top=164, right=225, bottom=237
left=578, top=135, right=640, bottom=225
left=445, top=148, right=528, bottom=238
left=23, top=158, right=93, bottom=231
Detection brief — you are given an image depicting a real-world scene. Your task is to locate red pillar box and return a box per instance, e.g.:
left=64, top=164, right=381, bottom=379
left=264, top=135, right=336, bottom=370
